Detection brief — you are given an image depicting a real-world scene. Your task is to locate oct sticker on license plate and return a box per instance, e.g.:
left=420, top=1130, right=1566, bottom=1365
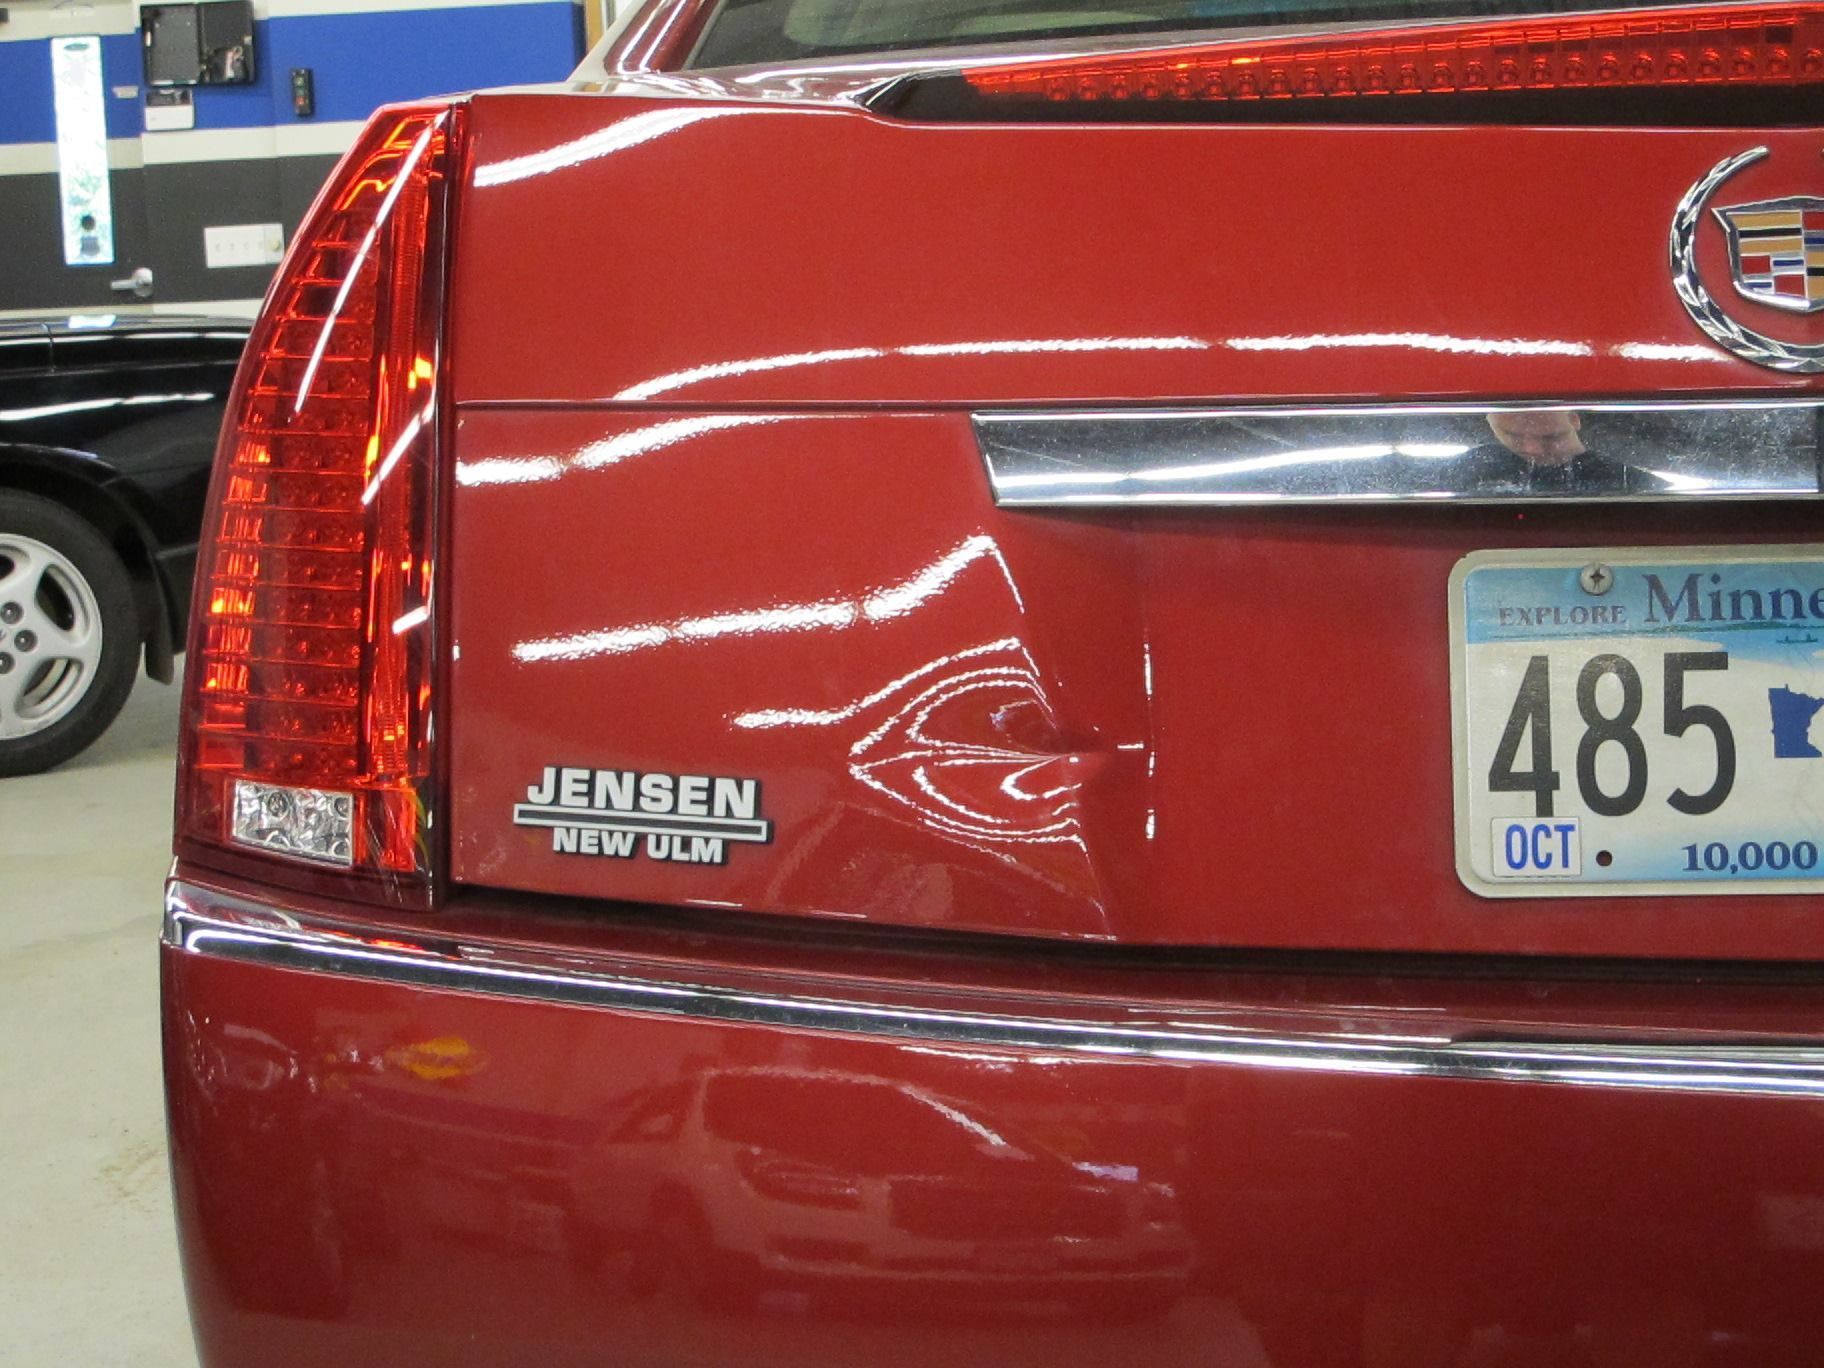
left=1451, top=547, right=1824, bottom=898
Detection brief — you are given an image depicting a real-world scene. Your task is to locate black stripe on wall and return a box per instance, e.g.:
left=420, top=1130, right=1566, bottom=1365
left=0, top=170, right=152, bottom=311
left=0, top=153, right=339, bottom=311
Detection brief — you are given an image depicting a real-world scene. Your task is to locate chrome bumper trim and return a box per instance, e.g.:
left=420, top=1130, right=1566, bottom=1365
left=164, top=881, right=1824, bottom=1099
left=974, top=399, right=1824, bottom=507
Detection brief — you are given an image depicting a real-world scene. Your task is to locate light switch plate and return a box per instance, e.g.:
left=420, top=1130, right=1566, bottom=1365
left=204, top=222, right=285, bottom=269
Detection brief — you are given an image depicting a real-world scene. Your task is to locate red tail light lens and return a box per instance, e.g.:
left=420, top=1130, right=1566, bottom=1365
left=963, top=3, right=1823, bottom=103
left=177, top=102, right=459, bottom=905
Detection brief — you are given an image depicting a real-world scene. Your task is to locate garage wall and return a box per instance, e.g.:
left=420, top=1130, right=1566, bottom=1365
left=0, top=0, right=585, bottom=316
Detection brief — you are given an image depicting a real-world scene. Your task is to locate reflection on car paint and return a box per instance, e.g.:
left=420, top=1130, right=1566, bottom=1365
left=738, top=637, right=1091, bottom=856
left=1225, top=331, right=1596, bottom=357
left=473, top=106, right=749, bottom=187
left=0, top=392, right=216, bottom=423
left=511, top=534, right=1015, bottom=662
left=1613, top=341, right=1735, bottom=362
left=456, top=413, right=804, bottom=487
left=383, top=1034, right=488, bottom=1082
left=567, top=1065, right=1192, bottom=1312
left=165, top=900, right=1824, bottom=1361
left=614, top=335, right=1209, bottom=402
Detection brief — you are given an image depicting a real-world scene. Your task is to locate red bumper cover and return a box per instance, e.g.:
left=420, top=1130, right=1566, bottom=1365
left=164, top=876, right=1824, bottom=1367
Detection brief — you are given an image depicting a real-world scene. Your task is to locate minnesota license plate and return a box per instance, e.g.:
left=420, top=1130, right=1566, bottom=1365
left=1452, top=547, right=1824, bottom=897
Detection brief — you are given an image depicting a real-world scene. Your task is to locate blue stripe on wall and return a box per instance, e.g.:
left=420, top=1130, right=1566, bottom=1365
left=102, top=34, right=145, bottom=140
left=0, top=32, right=143, bottom=145
left=269, top=3, right=582, bottom=122
left=0, top=2, right=580, bottom=146
left=0, top=42, right=55, bottom=144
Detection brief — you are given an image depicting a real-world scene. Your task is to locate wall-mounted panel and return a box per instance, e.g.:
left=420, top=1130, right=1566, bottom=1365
left=1, top=0, right=584, bottom=314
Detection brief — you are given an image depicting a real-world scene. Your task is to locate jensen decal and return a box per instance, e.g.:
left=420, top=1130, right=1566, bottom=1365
left=514, top=766, right=772, bottom=866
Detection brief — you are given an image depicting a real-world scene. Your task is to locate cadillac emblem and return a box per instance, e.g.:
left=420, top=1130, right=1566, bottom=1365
left=1715, top=196, right=1824, bottom=314
left=1671, top=149, right=1824, bottom=372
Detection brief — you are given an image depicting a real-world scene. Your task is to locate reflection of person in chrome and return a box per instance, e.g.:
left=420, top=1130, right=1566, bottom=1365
left=1458, top=410, right=1668, bottom=495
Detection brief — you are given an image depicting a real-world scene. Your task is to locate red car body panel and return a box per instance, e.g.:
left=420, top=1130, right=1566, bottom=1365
left=449, top=399, right=1824, bottom=960
left=442, top=95, right=1822, bottom=957
left=164, top=2, right=1824, bottom=1363
left=450, top=95, right=1818, bottom=408
left=165, top=874, right=1824, bottom=1367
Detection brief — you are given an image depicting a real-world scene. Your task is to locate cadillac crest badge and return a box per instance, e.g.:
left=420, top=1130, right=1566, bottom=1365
left=1714, top=195, right=1824, bottom=314
left=1671, top=149, right=1824, bottom=372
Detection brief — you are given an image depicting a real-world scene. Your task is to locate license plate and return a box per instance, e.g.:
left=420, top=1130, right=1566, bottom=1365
left=1451, top=546, right=1824, bottom=897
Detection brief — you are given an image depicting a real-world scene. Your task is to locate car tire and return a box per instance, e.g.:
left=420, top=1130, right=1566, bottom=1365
left=0, top=491, right=141, bottom=777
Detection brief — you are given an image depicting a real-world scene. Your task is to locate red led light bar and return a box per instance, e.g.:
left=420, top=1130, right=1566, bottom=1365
left=964, top=3, right=1824, bottom=102
left=177, top=102, right=457, bottom=898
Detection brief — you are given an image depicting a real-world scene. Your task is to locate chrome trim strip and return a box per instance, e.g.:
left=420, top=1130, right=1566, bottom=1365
left=974, top=399, right=1824, bottom=507
left=164, top=882, right=1824, bottom=1099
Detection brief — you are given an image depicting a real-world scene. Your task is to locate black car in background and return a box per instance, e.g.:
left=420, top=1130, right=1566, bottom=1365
left=0, top=316, right=245, bottom=774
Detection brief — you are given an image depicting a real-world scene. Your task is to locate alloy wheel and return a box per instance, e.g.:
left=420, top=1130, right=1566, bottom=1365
left=0, top=532, right=105, bottom=740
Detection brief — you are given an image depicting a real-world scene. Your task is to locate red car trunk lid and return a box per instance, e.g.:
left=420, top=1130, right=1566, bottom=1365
left=444, top=92, right=1823, bottom=958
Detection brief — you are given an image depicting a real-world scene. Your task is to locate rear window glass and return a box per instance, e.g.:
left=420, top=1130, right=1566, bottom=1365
left=691, top=0, right=1715, bottom=67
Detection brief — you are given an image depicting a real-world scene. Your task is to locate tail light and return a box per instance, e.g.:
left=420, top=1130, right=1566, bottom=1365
left=887, top=2, right=1821, bottom=112
left=871, top=2, right=1824, bottom=120
left=176, top=101, right=460, bottom=907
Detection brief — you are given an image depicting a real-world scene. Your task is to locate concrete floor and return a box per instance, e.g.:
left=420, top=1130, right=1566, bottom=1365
left=0, top=677, right=197, bottom=1366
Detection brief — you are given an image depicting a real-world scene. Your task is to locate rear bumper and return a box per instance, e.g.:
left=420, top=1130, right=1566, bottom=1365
left=164, top=877, right=1824, bottom=1368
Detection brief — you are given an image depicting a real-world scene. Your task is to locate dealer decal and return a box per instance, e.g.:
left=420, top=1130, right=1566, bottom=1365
left=513, top=766, right=772, bottom=866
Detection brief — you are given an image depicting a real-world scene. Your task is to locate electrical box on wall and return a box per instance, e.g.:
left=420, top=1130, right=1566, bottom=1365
left=290, top=67, right=314, bottom=118
left=142, top=0, right=256, bottom=86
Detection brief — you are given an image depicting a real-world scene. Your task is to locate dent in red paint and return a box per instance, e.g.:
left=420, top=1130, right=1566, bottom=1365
left=448, top=406, right=1824, bottom=959
left=168, top=17, right=1824, bottom=1368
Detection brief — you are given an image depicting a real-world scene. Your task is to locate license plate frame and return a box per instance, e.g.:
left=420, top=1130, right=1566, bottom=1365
left=1450, top=544, right=1824, bottom=899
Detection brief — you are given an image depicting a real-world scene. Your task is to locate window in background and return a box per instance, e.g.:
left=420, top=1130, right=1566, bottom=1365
left=51, top=35, right=115, bottom=267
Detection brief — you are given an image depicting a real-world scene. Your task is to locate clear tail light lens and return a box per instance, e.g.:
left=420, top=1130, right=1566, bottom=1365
left=962, top=3, right=1823, bottom=103
left=176, top=102, right=459, bottom=906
